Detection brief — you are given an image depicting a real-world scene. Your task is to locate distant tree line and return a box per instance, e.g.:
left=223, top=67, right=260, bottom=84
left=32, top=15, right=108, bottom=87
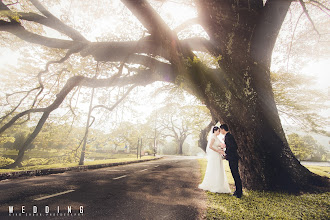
left=287, top=133, right=329, bottom=162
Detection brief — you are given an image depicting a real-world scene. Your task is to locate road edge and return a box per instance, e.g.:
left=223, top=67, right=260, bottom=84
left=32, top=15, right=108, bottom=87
left=0, top=157, right=163, bottom=181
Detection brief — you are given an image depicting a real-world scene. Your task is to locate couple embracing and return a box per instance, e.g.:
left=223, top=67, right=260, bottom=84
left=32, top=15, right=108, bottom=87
left=198, top=124, right=243, bottom=198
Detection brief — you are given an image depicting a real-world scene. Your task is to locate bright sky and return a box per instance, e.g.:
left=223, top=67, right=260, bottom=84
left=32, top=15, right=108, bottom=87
left=0, top=48, right=17, bottom=67
left=300, top=60, right=329, bottom=92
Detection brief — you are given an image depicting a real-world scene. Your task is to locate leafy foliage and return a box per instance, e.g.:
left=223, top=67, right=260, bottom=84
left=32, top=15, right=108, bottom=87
left=287, top=133, right=329, bottom=161
left=0, top=156, right=14, bottom=167
left=271, top=71, right=329, bottom=134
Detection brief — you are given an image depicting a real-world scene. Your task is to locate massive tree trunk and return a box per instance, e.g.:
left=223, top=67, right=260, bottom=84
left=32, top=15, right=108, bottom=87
left=191, top=0, right=328, bottom=192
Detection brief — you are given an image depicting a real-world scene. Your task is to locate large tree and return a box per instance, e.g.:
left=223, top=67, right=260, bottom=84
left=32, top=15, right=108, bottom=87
left=0, top=0, right=329, bottom=192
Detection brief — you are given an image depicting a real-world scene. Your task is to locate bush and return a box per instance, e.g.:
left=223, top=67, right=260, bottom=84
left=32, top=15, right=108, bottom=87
left=144, top=150, right=153, bottom=155
left=21, top=158, right=49, bottom=166
left=0, top=157, right=15, bottom=167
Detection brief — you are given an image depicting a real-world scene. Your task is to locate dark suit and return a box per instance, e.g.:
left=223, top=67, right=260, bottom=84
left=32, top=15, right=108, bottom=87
left=224, top=132, right=242, bottom=197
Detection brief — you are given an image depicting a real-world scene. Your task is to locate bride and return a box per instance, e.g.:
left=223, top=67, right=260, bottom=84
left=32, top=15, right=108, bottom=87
left=198, top=126, right=231, bottom=193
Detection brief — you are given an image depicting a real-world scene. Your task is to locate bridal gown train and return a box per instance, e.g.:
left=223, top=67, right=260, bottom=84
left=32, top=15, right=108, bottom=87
left=199, top=134, right=231, bottom=193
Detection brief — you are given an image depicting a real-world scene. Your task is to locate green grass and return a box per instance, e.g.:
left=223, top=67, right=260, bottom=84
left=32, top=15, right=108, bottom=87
left=304, top=165, right=330, bottom=178
left=0, top=156, right=155, bottom=173
left=86, top=152, right=142, bottom=159
left=84, top=156, right=155, bottom=166
left=198, top=158, right=330, bottom=219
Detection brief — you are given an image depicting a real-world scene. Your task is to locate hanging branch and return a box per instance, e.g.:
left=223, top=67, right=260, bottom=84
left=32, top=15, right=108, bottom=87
left=299, top=0, right=321, bottom=37
left=0, top=87, right=40, bottom=124
left=29, top=0, right=87, bottom=41
left=308, top=0, right=330, bottom=17
left=92, top=85, right=137, bottom=112
left=32, top=45, right=85, bottom=108
left=4, top=88, right=39, bottom=104
left=68, top=86, right=80, bottom=117
left=310, top=0, right=330, bottom=12
left=286, top=11, right=304, bottom=72
left=0, top=47, right=82, bottom=126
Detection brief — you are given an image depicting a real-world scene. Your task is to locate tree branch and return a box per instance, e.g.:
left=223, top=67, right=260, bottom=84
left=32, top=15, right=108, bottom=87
left=299, top=0, right=321, bottom=37
left=31, top=44, right=86, bottom=109
left=121, top=0, right=195, bottom=66
left=181, top=37, right=215, bottom=54
left=309, top=0, right=330, bottom=12
left=29, top=0, right=87, bottom=41
left=0, top=87, right=41, bottom=124
left=0, top=20, right=79, bottom=49
left=0, top=108, right=46, bottom=135
left=286, top=11, right=304, bottom=72
left=173, top=17, right=200, bottom=33
left=92, top=85, right=137, bottom=112
left=16, top=12, right=87, bottom=41
left=121, top=0, right=172, bottom=37
left=4, top=1, right=19, bottom=6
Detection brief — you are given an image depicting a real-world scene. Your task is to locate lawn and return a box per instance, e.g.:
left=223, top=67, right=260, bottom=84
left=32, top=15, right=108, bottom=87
left=198, top=158, right=330, bottom=219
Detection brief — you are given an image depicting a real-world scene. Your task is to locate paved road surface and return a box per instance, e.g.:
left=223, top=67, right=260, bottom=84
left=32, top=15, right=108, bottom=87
left=0, top=156, right=206, bottom=219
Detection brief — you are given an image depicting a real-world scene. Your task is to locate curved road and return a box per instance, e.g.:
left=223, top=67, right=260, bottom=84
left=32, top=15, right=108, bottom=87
left=0, top=156, right=206, bottom=219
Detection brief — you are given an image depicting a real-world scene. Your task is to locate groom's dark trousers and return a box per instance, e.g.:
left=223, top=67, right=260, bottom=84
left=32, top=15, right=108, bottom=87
left=229, top=159, right=242, bottom=196
left=224, top=132, right=242, bottom=197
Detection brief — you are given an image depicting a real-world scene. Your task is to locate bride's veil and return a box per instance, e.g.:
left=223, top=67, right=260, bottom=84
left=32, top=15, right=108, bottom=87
left=206, top=126, right=215, bottom=153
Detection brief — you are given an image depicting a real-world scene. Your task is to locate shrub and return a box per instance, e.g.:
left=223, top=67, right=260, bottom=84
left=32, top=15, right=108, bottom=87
left=21, top=158, right=49, bottom=166
left=0, top=157, right=15, bottom=167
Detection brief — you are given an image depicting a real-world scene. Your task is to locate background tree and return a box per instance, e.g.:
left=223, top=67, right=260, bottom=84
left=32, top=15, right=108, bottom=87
left=271, top=71, right=329, bottom=134
left=148, top=103, right=210, bottom=155
left=287, top=133, right=329, bottom=161
left=287, top=133, right=314, bottom=161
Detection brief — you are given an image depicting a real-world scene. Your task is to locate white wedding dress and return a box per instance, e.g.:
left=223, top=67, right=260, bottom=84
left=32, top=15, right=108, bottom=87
left=198, top=134, right=231, bottom=193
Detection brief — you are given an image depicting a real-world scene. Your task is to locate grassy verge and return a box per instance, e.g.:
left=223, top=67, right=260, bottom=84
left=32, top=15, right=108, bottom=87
left=198, top=158, right=330, bottom=219
left=0, top=156, right=155, bottom=173
left=304, top=165, right=330, bottom=178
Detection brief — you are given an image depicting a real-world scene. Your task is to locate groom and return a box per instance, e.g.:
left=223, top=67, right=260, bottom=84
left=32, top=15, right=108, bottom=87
left=220, top=124, right=243, bottom=198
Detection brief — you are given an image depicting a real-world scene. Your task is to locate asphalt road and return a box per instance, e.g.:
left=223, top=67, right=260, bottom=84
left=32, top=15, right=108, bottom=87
left=0, top=156, right=206, bottom=220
